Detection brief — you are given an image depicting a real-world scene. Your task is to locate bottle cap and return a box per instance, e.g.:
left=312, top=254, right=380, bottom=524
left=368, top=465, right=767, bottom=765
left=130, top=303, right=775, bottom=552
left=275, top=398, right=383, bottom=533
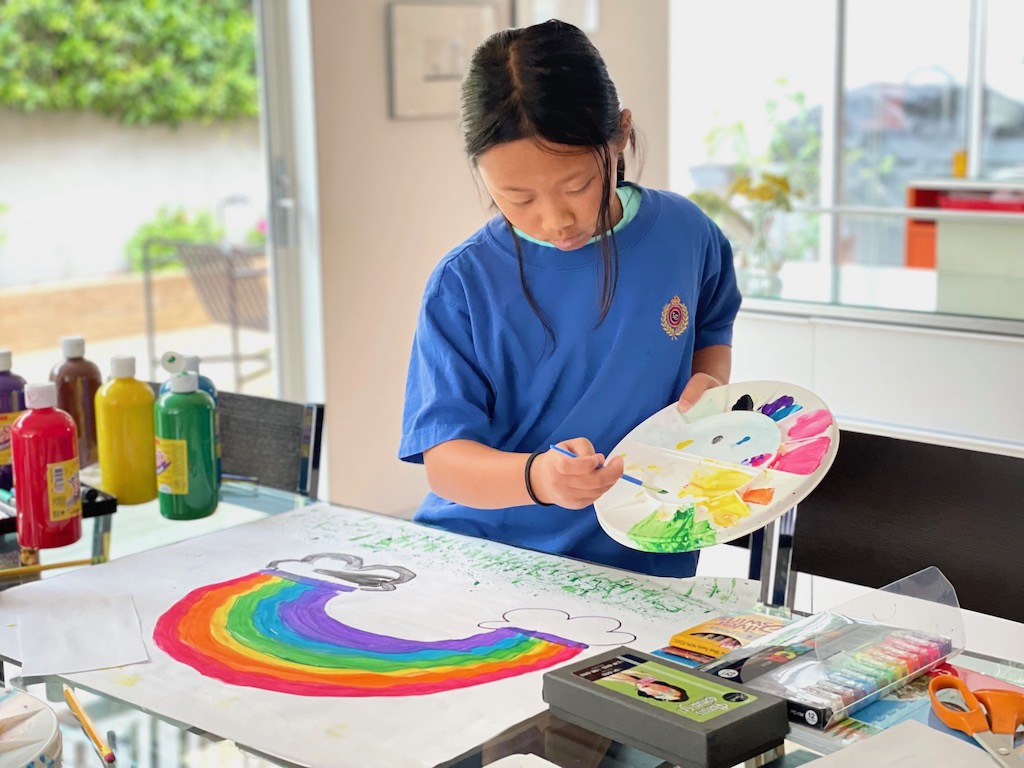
left=61, top=336, right=85, bottom=359
left=161, top=351, right=187, bottom=374
left=169, top=372, right=199, bottom=393
left=184, top=355, right=201, bottom=373
left=25, top=382, right=57, bottom=409
left=0, top=349, right=10, bottom=372
left=110, top=355, right=136, bottom=379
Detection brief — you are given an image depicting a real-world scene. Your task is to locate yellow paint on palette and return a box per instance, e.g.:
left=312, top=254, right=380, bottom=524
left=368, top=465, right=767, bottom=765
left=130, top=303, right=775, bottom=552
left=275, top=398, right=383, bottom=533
left=704, top=494, right=751, bottom=527
left=326, top=724, right=350, bottom=738
left=113, top=672, right=143, bottom=687
left=680, top=466, right=753, bottom=498
left=676, top=439, right=694, bottom=450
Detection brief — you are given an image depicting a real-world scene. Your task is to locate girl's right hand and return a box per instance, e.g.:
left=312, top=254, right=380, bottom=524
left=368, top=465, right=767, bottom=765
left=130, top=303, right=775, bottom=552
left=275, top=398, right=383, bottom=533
left=530, top=438, right=624, bottom=509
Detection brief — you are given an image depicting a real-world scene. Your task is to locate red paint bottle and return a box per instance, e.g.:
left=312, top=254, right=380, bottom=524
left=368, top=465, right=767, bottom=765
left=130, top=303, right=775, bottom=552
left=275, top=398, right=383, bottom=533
left=11, top=382, right=83, bottom=549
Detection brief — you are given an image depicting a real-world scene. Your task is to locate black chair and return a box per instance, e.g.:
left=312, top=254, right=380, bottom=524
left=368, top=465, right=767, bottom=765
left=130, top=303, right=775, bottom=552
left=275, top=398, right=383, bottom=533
left=778, top=431, right=1024, bottom=623
left=218, top=390, right=325, bottom=500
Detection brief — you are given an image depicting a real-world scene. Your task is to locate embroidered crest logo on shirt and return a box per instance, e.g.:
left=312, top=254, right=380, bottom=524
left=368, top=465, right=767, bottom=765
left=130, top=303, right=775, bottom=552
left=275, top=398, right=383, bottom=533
left=661, top=295, right=689, bottom=339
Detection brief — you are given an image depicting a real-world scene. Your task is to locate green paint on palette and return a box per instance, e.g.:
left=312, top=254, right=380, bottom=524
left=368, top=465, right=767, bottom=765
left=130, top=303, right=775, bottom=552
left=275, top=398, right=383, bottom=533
left=627, top=505, right=717, bottom=553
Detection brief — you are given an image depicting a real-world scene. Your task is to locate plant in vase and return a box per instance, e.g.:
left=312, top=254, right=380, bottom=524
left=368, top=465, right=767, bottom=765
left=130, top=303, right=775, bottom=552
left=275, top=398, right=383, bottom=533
left=690, top=171, right=797, bottom=296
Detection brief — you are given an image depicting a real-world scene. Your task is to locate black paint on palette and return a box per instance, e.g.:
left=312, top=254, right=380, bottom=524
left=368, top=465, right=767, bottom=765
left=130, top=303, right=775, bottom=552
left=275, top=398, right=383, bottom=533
left=732, top=394, right=754, bottom=411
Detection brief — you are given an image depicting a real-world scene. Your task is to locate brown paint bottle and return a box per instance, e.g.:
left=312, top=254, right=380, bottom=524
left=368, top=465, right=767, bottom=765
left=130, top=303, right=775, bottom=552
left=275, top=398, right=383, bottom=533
left=49, top=336, right=103, bottom=467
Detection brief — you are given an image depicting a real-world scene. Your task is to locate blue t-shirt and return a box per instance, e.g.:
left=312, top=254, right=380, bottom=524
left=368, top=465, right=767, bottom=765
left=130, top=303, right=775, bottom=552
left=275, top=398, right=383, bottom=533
left=399, top=184, right=741, bottom=577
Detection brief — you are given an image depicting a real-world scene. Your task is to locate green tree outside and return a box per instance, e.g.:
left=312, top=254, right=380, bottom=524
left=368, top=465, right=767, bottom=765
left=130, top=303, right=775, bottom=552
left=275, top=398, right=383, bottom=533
left=0, top=0, right=259, bottom=126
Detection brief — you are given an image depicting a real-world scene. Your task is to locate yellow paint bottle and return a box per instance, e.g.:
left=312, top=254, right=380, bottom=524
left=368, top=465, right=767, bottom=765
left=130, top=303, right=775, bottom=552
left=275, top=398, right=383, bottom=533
left=95, top=355, right=157, bottom=504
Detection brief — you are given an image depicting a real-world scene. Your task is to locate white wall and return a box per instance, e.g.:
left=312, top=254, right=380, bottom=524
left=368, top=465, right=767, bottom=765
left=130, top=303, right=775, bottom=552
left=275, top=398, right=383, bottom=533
left=732, top=311, right=1024, bottom=458
left=0, top=109, right=263, bottom=285
left=310, top=0, right=670, bottom=516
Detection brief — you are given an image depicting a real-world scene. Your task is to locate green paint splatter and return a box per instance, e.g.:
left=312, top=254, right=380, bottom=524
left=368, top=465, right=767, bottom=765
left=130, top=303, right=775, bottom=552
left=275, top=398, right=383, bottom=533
left=305, top=510, right=750, bottom=620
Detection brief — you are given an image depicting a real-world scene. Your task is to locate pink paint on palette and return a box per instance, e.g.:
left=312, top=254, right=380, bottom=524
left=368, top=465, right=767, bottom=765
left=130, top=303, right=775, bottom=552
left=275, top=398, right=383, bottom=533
left=785, top=409, right=834, bottom=441
left=769, top=436, right=832, bottom=474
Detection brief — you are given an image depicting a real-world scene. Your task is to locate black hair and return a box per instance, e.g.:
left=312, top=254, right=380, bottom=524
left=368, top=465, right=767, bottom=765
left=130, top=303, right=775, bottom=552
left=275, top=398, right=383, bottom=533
left=635, top=681, right=688, bottom=702
left=460, top=19, right=638, bottom=345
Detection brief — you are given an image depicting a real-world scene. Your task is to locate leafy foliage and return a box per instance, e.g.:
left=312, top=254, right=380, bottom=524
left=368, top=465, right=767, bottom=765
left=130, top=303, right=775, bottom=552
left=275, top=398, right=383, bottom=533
left=0, top=0, right=259, bottom=126
left=125, top=206, right=222, bottom=273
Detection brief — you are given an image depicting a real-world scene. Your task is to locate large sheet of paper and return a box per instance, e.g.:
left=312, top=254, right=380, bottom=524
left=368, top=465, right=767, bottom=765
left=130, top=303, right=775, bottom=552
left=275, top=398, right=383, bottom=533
left=0, top=503, right=756, bottom=768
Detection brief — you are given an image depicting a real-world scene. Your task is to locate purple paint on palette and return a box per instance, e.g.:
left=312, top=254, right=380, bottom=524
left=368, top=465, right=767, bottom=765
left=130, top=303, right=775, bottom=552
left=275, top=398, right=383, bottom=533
left=743, top=453, right=772, bottom=467
left=760, top=395, right=803, bottom=422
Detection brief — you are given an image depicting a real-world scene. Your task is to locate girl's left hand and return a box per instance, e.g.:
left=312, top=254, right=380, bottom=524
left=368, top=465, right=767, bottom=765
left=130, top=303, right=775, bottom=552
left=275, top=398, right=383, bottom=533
left=677, top=372, right=723, bottom=412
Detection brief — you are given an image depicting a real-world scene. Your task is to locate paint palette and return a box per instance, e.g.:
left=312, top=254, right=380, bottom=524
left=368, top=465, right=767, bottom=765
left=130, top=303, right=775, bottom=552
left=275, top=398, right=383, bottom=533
left=0, top=689, right=62, bottom=768
left=594, top=381, right=839, bottom=553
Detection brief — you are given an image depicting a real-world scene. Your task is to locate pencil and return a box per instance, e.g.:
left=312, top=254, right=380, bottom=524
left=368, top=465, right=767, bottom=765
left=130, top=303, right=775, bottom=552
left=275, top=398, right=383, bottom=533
left=0, top=556, right=102, bottom=579
left=63, top=684, right=116, bottom=764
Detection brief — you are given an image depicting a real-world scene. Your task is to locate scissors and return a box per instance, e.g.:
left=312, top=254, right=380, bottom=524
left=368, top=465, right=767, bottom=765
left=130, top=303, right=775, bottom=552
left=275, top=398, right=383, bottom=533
left=929, top=674, right=1024, bottom=766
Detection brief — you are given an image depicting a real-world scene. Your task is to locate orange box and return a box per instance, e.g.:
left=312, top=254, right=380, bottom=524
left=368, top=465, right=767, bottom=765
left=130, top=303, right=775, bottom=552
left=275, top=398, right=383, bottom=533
left=905, top=219, right=936, bottom=269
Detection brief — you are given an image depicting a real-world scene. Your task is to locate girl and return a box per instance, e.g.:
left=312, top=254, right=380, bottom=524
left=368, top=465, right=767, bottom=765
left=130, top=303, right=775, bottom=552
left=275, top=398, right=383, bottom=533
left=399, top=20, right=741, bottom=578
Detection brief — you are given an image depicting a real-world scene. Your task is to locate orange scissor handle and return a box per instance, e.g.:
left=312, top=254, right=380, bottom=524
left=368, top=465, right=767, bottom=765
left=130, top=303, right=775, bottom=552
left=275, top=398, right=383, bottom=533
left=975, top=689, right=1024, bottom=737
left=929, top=674, right=990, bottom=734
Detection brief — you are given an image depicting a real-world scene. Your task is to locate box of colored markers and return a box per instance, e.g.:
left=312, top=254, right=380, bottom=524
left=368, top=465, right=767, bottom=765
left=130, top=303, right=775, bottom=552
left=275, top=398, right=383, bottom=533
left=699, top=567, right=964, bottom=730
left=653, top=611, right=794, bottom=668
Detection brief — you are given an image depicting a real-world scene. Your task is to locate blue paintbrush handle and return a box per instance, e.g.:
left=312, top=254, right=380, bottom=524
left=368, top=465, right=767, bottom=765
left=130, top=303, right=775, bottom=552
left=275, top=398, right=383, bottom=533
left=547, top=444, right=643, bottom=486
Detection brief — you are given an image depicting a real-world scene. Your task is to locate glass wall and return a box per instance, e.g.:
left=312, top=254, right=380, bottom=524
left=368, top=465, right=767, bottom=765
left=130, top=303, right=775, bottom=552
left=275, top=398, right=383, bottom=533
left=982, top=0, right=1024, bottom=175
left=0, top=1, right=276, bottom=393
left=670, top=0, right=1024, bottom=325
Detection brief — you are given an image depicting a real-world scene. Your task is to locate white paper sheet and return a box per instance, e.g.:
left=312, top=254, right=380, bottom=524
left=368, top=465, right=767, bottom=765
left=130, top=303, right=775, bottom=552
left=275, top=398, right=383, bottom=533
left=0, top=503, right=758, bottom=768
left=808, top=720, right=996, bottom=767
left=17, top=594, right=149, bottom=677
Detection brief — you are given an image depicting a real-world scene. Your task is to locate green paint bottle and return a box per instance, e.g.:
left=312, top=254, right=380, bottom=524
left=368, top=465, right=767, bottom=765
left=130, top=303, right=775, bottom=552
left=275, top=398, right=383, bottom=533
left=154, top=372, right=218, bottom=520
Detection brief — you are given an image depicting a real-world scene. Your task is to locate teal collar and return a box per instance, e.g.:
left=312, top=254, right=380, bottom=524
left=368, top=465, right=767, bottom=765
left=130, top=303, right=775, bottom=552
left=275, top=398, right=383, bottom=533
left=512, top=184, right=642, bottom=247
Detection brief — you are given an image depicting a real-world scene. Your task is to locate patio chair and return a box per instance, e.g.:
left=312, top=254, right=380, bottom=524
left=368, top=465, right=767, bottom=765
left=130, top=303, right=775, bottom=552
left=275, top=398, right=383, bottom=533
left=142, top=237, right=272, bottom=391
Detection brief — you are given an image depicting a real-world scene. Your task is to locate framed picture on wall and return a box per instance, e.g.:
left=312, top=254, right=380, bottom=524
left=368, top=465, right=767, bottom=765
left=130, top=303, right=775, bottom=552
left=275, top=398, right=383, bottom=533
left=387, top=1, right=501, bottom=119
left=512, top=0, right=600, bottom=33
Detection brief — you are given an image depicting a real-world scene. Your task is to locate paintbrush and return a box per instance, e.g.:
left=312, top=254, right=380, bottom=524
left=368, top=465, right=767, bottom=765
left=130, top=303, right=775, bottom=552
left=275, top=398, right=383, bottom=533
left=547, top=445, right=671, bottom=496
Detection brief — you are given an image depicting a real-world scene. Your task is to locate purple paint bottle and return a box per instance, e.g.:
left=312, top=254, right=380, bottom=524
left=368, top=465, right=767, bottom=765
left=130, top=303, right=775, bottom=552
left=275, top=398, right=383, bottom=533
left=0, top=349, right=28, bottom=490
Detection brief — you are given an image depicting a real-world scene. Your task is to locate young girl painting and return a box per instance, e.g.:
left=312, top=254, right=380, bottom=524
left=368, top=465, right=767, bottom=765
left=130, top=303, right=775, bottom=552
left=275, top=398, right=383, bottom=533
left=400, top=20, right=741, bottom=578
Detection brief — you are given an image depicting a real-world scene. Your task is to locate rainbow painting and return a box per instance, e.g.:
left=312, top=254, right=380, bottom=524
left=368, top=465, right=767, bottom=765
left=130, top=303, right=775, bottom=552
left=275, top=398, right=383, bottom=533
left=153, top=554, right=586, bottom=697
left=594, top=381, right=839, bottom=553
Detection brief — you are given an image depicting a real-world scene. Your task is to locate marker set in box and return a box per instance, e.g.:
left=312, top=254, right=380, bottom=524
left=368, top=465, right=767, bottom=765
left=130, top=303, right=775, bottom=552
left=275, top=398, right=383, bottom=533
left=700, top=612, right=954, bottom=730
left=780, top=628, right=952, bottom=728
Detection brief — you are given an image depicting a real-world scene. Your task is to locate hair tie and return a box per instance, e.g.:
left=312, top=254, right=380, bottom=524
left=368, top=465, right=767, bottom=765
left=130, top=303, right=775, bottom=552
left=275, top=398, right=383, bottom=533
left=525, top=449, right=553, bottom=506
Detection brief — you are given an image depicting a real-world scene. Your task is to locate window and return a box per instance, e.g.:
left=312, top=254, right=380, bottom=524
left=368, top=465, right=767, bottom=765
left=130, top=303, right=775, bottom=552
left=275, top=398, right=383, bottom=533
left=0, top=0, right=276, bottom=393
left=670, top=0, right=1024, bottom=323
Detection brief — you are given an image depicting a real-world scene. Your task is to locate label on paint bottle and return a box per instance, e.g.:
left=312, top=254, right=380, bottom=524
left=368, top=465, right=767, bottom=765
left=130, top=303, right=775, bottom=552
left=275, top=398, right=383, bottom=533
left=46, top=456, right=82, bottom=522
left=0, top=412, right=18, bottom=464
left=156, top=437, right=189, bottom=494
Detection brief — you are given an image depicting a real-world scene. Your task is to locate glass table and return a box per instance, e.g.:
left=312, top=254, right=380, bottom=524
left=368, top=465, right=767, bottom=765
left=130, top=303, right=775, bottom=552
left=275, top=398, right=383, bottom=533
left=2, top=492, right=1022, bottom=768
